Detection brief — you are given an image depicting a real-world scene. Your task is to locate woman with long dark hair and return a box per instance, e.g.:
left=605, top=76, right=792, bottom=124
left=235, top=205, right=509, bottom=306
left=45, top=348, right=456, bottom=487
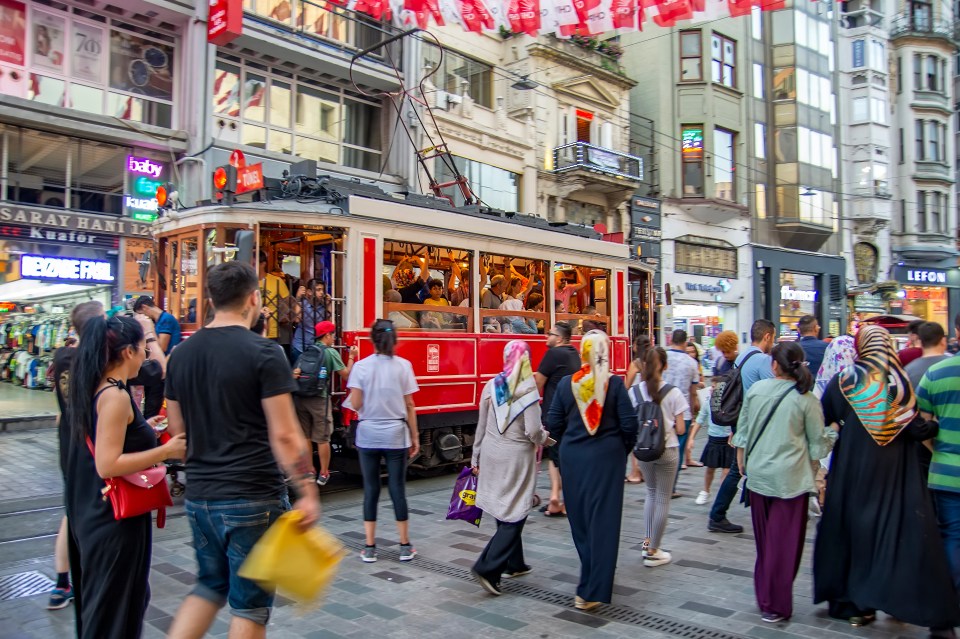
left=63, top=315, right=186, bottom=638
left=546, top=330, right=637, bottom=611
left=814, top=326, right=960, bottom=634
left=732, top=341, right=836, bottom=623
left=632, top=347, right=688, bottom=566
left=346, top=319, right=420, bottom=563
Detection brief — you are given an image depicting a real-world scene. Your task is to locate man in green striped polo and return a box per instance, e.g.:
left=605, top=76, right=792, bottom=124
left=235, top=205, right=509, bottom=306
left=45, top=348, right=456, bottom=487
left=916, top=315, right=960, bottom=593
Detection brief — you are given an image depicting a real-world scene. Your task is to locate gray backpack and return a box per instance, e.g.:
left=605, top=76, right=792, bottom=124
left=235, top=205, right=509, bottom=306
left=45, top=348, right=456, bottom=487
left=630, top=383, right=675, bottom=462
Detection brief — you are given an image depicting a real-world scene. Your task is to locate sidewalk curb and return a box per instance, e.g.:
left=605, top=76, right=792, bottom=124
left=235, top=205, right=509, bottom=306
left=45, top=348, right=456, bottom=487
left=0, top=416, right=57, bottom=433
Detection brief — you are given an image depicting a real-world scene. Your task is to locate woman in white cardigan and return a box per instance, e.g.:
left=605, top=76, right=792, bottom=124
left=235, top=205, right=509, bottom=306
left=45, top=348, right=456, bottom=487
left=471, top=340, right=549, bottom=596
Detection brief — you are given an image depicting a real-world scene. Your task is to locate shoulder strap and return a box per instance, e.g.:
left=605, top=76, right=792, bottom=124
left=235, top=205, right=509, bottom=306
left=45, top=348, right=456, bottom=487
left=745, top=385, right=796, bottom=459
left=736, top=349, right=760, bottom=370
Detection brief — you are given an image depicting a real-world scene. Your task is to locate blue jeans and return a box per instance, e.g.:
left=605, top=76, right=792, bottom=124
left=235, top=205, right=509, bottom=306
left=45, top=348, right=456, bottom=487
left=675, top=420, right=692, bottom=483
left=709, top=453, right=742, bottom=523
left=933, top=489, right=960, bottom=592
left=185, top=496, right=289, bottom=625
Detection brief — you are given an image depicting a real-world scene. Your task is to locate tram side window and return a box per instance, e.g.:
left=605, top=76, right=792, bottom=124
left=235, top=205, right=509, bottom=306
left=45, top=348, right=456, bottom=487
left=383, top=242, right=473, bottom=331
left=555, top=264, right=611, bottom=335
left=478, top=254, right=548, bottom=334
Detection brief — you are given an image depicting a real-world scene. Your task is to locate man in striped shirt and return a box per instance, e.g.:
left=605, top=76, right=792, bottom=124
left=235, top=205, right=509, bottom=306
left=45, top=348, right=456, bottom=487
left=916, top=314, right=960, bottom=592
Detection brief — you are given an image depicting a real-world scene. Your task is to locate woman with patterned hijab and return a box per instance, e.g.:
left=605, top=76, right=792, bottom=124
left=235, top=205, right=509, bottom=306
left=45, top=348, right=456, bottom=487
left=471, top=341, right=549, bottom=596
left=546, top=330, right=637, bottom=611
left=814, top=325, right=960, bottom=634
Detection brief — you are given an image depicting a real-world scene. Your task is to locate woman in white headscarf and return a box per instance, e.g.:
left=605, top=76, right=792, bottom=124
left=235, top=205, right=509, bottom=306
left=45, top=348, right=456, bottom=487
left=471, top=340, right=548, bottom=596
left=546, top=330, right=638, bottom=611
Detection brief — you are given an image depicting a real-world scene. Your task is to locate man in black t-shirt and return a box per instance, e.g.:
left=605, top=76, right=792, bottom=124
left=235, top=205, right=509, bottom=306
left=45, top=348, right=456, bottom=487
left=165, top=261, right=319, bottom=638
left=534, top=322, right=581, bottom=517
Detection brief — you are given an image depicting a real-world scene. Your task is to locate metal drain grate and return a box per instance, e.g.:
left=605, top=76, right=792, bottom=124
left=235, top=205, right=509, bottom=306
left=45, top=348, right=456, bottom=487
left=0, top=571, right=55, bottom=601
left=338, top=538, right=747, bottom=639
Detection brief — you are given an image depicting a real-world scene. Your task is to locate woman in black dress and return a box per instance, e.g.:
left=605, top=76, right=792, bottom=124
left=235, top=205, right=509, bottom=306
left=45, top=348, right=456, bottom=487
left=546, top=330, right=637, bottom=611
left=64, top=315, right=186, bottom=638
left=814, top=326, right=960, bottom=635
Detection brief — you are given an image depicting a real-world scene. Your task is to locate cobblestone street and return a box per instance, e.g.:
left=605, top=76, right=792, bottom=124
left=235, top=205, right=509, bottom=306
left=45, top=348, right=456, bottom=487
left=0, top=429, right=931, bottom=639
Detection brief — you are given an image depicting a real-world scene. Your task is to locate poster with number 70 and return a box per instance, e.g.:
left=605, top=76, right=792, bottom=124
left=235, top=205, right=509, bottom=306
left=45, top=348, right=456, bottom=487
left=72, top=22, right=104, bottom=84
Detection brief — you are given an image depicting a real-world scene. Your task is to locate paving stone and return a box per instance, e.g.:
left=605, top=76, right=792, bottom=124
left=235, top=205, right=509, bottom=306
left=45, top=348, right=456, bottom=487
left=674, top=559, right=720, bottom=571
left=359, top=602, right=405, bottom=620
left=473, top=611, right=526, bottom=631
left=679, top=535, right=719, bottom=545
left=331, top=580, right=374, bottom=595
left=304, top=631, right=348, bottom=639
left=322, top=603, right=367, bottom=620
left=369, top=571, right=414, bottom=584
left=450, top=542, right=485, bottom=552
left=680, top=601, right=735, bottom=618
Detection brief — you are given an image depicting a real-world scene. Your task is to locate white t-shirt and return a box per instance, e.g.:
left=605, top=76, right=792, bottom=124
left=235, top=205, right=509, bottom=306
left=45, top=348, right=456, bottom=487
left=346, top=354, right=419, bottom=449
left=630, top=380, right=690, bottom=448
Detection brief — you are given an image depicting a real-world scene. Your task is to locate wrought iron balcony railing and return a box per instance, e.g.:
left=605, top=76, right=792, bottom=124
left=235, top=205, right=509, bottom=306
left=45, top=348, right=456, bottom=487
left=553, top=142, right=643, bottom=182
left=888, top=12, right=958, bottom=41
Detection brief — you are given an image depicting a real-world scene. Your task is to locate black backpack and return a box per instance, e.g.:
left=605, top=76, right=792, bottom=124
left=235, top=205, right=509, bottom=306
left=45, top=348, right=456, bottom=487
left=630, top=383, right=675, bottom=462
left=710, top=349, right=759, bottom=427
left=294, top=344, right=332, bottom=398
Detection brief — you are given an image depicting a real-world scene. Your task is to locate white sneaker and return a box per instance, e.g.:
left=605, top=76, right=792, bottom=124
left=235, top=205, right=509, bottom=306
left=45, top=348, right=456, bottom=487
left=695, top=491, right=710, bottom=505
left=644, top=549, right=672, bottom=567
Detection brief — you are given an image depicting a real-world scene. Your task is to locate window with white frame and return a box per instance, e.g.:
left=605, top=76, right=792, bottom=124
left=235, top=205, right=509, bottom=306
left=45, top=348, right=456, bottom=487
left=0, top=3, right=176, bottom=128
left=710, top=34, right=736, bottom=88
left=423, top=46, right=493, bottom=109
left=869, top=40, right=885, bottom=72
left=212, top=56, right=383, bottom=171
left=870, top=97, right=886, bottom=124
left=917, top=190, right=927, bottom=232
left=435, top=156, right=520, bottom=211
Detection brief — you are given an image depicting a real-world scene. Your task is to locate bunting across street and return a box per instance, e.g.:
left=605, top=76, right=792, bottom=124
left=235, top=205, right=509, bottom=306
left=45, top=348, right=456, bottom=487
left=346, top=0, right=788, bottom=35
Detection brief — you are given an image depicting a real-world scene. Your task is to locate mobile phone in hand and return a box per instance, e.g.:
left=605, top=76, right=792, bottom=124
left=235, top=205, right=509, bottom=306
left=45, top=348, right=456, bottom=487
left=544, top=437, right=557, bottom=447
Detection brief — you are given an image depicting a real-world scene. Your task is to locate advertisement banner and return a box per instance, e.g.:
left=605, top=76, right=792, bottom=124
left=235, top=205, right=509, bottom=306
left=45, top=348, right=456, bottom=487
left=109, top=31, right=174, bottom=100
left=32, top=10, right=65, bottom=73
left=208, top=0, right=243, bottom=45
left=0, top=0, right=25, bottom=66
left=123, top=237, right=156, bottom=293
left=73, top=22, right=104, bottom=83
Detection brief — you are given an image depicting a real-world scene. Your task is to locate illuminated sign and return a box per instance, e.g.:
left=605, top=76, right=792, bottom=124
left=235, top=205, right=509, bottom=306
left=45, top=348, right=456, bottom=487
left=20, top=254, right=115, bottom=283
left=780, top=285, right=817, bottom=302
left=681, top=127, right=704, bottom=160
left=124, top=156, right=166, bottom=222
left=906, top=269, right=947, bottom=284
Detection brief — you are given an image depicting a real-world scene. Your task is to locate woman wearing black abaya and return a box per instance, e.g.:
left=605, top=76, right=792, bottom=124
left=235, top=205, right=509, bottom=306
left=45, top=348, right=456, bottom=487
left=814, top=325, right=960, bottom=636
left=546, top=330, right=637, bottom=611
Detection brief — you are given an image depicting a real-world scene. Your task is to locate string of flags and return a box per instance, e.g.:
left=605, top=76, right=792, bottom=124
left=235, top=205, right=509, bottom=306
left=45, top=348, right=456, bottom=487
left=344, top=0, right=787, bottom=37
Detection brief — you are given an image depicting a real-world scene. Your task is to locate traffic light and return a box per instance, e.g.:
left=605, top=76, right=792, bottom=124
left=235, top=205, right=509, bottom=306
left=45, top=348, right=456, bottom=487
left=213, top=165, right=237, bottom=204
left=155, top=182, right=177, bottom=216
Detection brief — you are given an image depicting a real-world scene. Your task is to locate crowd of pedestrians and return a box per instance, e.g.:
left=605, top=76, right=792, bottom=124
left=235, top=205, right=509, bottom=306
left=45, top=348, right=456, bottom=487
left=44, top=263, right=960, bottom=638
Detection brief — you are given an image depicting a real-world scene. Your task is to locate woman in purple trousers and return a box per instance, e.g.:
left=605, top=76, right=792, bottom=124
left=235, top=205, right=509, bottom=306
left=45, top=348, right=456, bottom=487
left=732, top=342, right=836, bottom=623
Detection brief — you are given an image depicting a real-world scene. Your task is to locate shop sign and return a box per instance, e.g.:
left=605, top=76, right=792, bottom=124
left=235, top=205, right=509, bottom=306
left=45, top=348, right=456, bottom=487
left=20, top=254, right=115, bottom=284
left=125, top=155, right=167, bottom=222
left=781, top=285, right=817, bottom=302
left=906, top=269, right=947, bottom=284
left=853, top=292, right=885, bottom=313
left=684, top=280, right=731, bottom=294
left=208, top=0, right=243, bottom=45
left=632, top=226, right=662, bottom=240
left=0, top=223, right=119, bottom=249
left=0, top=204, right=152, bottom=238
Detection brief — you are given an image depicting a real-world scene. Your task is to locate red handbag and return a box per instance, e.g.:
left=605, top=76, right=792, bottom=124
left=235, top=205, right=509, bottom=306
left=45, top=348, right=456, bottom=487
left=86, top=437, right=173, bottom=528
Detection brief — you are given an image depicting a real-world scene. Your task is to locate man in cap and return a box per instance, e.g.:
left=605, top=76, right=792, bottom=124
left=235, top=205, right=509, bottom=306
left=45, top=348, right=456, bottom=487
left=292, top=320, right=358, bottom=485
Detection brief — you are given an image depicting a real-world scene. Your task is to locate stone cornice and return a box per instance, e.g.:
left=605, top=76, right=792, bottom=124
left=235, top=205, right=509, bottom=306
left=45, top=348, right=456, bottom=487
left=432, top=114, right=532, bottom=160
left=526, top=42, right=637, bottom=90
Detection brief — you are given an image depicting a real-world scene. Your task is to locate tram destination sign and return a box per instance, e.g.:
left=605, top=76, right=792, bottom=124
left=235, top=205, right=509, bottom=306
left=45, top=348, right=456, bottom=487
left=0, top=205, right=152, bottom=238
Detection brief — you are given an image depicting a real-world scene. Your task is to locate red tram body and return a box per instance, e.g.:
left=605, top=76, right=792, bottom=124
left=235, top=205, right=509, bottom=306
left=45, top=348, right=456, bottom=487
left=155, top=187, right=654, bottom=470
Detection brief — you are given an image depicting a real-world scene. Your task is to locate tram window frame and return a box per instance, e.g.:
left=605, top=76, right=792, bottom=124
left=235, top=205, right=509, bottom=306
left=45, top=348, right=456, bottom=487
left=478, top=253, right=549, bottom=335
left=382, top=241, right=474, bottom=332
left=553, top=263, right=612, bottom=335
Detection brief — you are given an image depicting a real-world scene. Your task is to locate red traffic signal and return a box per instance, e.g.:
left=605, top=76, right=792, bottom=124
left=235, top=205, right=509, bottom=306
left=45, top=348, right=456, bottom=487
left=213, top=165, right=237, bottom=202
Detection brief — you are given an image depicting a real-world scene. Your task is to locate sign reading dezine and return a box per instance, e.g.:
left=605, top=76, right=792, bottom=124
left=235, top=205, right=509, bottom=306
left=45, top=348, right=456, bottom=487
left=20, top=255, right=115, bottom=284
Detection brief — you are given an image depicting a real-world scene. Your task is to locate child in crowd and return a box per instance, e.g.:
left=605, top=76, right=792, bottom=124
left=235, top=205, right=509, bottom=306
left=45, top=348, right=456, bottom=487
left=694, top=377, right=733, bottom=505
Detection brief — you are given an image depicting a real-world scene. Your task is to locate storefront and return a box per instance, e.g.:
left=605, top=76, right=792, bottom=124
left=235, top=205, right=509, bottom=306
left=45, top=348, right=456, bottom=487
left=753, top=246, right=846, bottom=340
left=889, top=266, right=959, bottom=329
left=665, top=274, right=748, bottom=373
left=0, top=204, right=154, bottom=313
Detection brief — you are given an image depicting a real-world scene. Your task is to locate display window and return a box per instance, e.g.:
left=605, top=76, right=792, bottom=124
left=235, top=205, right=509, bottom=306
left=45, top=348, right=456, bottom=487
left=0, top=2, right=176, bottom=128
left=779, top=271, right=818, bottom=339
left=890, top=285, right=948, bottom=327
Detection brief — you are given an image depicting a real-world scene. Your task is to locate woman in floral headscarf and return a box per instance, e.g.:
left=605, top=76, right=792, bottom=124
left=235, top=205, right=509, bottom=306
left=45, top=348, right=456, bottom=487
left=471, top=340, right=549, bottom=596
left=546, top=330, right=637, bottom=611
left=814, top=325, right=960, bottom=634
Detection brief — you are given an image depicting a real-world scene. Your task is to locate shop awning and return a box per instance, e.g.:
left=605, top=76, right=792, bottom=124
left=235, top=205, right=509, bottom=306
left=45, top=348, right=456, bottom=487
left=0, top=279, right=110, bottom=303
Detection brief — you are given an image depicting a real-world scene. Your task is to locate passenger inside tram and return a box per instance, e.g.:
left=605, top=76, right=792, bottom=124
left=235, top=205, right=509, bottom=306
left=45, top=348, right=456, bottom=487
left=383, top=242, right=472, bottom=331
left=554, top=266, right=589, bottom=312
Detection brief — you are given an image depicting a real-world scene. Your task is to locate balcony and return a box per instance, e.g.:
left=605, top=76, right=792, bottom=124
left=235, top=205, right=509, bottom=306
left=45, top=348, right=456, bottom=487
left=914, top=160, right=954, bottom=182
left=888, top=13, right=958, bottom=45
left=554, top=142, right=643, bottom=182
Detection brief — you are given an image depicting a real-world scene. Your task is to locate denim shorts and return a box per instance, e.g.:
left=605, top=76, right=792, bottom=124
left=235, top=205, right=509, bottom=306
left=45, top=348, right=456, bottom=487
left=184, top=496, right=289, bottom=625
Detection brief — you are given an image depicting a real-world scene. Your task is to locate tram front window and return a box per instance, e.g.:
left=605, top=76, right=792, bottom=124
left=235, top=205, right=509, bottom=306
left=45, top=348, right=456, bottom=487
left=554, top=264, right=611, bottom=335
left=478, top=254, right=548, bottom=334
left=383, top=242, right=472, bottom=331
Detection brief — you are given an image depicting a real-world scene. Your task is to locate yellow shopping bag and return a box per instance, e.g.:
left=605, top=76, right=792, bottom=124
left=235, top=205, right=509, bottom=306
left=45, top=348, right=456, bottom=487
left=238, top=511, right=344, bottom=603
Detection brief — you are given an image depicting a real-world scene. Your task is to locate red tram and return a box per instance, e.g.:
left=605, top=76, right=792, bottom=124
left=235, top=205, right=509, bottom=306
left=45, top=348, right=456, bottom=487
left=154, top=183, right=655, bottom=470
